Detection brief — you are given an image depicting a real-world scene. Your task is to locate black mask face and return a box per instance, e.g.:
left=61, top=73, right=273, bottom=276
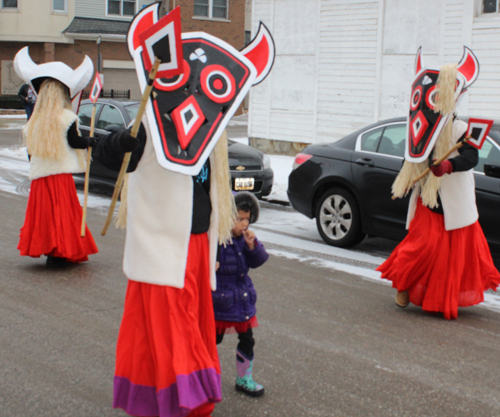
left=405, top=46, right=480, bottom=163
left=408, top=69, right=443, bottom=159
left=127, top=3, right=275, bottom=175
left=146, top=36, right=253, bottom=169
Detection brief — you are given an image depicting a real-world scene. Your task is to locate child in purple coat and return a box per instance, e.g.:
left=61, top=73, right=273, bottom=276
left=213, top=191, right=269, bottom=397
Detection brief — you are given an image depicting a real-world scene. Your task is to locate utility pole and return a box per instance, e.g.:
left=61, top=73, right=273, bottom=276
left=96, top=35, right=102, bottom=73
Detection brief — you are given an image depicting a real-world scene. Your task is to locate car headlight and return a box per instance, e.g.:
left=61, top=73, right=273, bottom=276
left=263, top=154, right=271, bottom=169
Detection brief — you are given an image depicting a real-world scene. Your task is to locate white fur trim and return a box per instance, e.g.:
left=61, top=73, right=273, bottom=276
left=29, top=110, right=86, bottom=180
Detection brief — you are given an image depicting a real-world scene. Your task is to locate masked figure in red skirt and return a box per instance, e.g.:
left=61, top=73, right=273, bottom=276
left=13, top=47, right=98, bottom=266
left=94, top=4, right=275, bottom=416
left=378, top=46, right=500, bottom=320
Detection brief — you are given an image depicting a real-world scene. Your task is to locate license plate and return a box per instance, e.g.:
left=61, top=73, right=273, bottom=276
left=235, top=178, right=254, bottom=190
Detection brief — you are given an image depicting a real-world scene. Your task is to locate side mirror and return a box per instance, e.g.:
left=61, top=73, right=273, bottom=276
left=484, top=164, right=500, bottom=179
left=104, top=124, right=123, bottom=133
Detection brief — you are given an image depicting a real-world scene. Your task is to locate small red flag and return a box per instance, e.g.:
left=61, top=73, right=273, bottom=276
left=466, top=118, right=494, bottom=150
left=89, top=72, right=103, bottom=104
left=139, top=6, right=184, bottom=79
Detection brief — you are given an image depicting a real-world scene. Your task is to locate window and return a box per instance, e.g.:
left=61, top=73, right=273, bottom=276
left=483, top=0, right=498, bottom=13
left=359, top=123, right=407, bottom=157
left=124, top=103, right=139, bottom=121
left=53, top=0, right=66, bottom=12
left=194, top=0, right=228, bottom=19
left=78, top=104, right=101, bottom=127
left=476, top=138, right=500, bottom=172
left=360, top=128, right=383, bottom=153
left=97, top=105, right=125, bottom=129
left=1, top=0, right=18, bottom=8
left=108, top=0, right=136, bottom=17
left=377, top=124, right=407, bottom=157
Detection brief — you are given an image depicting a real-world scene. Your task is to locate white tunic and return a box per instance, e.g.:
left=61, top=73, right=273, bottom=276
left=123, top=120, right=219, bottom=290
left=406, top=119, right=478, bottom=231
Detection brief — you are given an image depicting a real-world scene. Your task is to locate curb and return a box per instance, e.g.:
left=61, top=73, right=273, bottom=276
left=0, top=109, right=25, bottom=115
left=260, top=199, right=293, bottom=211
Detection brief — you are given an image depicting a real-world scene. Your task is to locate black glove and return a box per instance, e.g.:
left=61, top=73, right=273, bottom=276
left=111, top=127, right=140, bottom=153
left=87, top=136, right=99, bottom=147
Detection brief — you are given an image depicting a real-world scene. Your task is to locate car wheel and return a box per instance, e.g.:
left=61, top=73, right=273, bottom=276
left=315, top=188, right=365, bottom=248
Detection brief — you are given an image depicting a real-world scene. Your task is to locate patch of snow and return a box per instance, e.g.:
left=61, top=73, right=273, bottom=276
left=228, top=114, right=248, bottom=127
left=0, top=147, right=117, bottom=212
left=267, top=248, right=387, bottom=283
left=256, top=229, right=386, bottom=266
left=230, top=137, right=249, bottom=145
left=265, top=155, right=294, bottom=203
left=2, top=146, right=29, bottom=161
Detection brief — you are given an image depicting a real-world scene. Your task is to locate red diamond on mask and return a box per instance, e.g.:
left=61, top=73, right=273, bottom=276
left=410, top=110, right=429, bottom=147
left=171, top=95, right=206, bottom=150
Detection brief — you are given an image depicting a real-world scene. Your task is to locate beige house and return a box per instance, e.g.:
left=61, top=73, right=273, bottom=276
left=0, top=0, right=246, bottom=100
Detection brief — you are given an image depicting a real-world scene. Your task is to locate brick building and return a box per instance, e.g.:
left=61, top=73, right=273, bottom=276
left=0, top=0, right=246, bottom=100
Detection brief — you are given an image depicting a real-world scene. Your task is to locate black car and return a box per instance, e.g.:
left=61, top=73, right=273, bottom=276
left=287, top=117, right=500, bottom=252
left=77, top=99, right=273, bottom=198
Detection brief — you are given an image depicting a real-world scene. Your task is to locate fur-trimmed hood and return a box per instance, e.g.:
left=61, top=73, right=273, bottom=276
left=234, top=191, right=260, bottom=224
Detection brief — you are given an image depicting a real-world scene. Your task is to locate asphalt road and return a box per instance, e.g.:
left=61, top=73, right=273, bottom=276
left=1, top=124, right=500, bottom=416
left=1, top=188, right=500, bottom=416
left=0, top=127, right=22, bottom=148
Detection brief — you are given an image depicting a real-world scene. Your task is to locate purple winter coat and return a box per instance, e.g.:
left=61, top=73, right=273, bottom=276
left=212, top=235, right=269, bottom=322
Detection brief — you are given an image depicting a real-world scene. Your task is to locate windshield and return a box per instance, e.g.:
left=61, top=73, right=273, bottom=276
left=125, top=103, right=140, bottom=121
left=488, top=127, right=500, bottom=146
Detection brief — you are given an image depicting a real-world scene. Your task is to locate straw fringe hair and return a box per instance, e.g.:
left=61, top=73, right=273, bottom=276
left=211, top=130, right=237, bottom=245
left=23, top=79, right=72, bottom=160
left=392, top=64, right=458, bottom=208
left=114, top=131, right=237, bottom=241
left=433, top=64, right=458, bottom=116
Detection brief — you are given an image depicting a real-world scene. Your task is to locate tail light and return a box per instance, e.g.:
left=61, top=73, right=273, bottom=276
left=293, top=153, right=312, bottom=170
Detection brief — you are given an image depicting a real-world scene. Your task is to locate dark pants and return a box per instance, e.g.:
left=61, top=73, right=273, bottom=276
left=24, top=102, right=34, bottom=120
left=216, top=328, right=255, bottom=358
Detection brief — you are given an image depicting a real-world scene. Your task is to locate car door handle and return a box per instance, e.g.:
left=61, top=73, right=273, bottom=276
left=355, top=158, right=374, bottom=167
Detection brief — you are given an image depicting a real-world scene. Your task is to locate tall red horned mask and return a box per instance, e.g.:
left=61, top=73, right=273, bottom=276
left=406, top=46, right=479, bottom=163
left=128, top=3, right=275, bottom=175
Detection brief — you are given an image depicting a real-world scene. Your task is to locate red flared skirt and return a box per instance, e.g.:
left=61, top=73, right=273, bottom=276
left=215, top=316, right=259, bottom=335
left=113, top=233, right=221, bottom=417
left=377, top=199, right=500, bottom=320
left=17, top=173, right=98, bottom=262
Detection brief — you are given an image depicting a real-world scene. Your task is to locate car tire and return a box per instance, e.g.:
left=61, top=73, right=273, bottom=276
left=315, top=187, right=365, bottom=248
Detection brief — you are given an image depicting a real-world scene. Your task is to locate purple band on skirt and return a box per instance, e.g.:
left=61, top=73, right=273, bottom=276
left=113, top=368, right=221, bottom=417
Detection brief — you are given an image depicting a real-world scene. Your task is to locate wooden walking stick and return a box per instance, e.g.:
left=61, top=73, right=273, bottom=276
left=80, top=104, right=98, bottom=237
left=101, top=58, right=161, bottom=236
left=81, top=72, right=103, bottom=237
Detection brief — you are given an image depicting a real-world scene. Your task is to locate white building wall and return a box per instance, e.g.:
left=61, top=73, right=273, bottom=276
left=469, top=1, right=500, bottom=119
left=249, top=0, right=320, bottom=144
left=316, top=0, right=380, bottom=141
left=248, top=0, right=274, bottom=141
left=250, top=0, right=500, bottom=147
